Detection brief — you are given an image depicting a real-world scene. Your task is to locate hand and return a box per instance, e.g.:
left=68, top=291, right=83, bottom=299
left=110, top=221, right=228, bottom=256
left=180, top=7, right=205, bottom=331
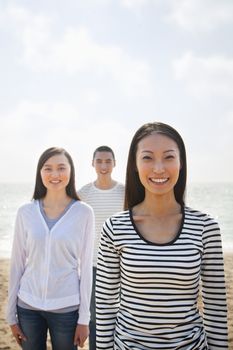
left=74, top=324, right=89, bottom=348
left=10, top=324, right=27, bottom=346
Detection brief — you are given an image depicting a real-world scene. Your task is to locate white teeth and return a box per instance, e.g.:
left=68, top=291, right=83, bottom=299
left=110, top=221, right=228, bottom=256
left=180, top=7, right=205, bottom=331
left=51, top=180, right=60, bottom=183
left=151, top=178, right=167, bottom=183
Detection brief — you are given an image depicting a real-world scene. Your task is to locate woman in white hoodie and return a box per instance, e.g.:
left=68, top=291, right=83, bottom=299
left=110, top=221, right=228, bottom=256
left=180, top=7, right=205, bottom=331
left=6, top=147, right=94, bottom=350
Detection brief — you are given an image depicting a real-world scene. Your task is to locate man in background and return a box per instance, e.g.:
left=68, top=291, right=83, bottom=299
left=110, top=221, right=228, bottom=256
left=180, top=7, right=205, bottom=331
left=78, top=145, right=125, bottom=350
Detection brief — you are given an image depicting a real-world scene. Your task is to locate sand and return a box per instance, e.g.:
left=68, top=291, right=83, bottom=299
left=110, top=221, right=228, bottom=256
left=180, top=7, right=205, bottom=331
left=0, top=254, right=232, bottom=350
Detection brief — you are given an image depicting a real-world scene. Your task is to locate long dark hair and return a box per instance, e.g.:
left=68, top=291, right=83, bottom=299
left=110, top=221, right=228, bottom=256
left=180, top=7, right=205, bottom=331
left=32, top=147, right=80, bottom=200
left=124, top=122, right=187, bottom=209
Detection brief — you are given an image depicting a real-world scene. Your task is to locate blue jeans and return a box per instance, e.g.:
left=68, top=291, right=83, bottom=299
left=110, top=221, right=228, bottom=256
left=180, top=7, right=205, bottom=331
left=17, top=305, right=79, bottom=350
left=89, top=267, right=96, bottom=350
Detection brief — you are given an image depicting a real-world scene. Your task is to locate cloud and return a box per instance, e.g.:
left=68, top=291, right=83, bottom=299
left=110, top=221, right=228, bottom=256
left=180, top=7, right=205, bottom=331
left=120, top=0, right=233, bottom=31
left=0, top=100, right=93, bottom=147
left=0, top=4, right=151, bottom=97
left=173, top=52, right=233, bottom=97
left=0, top=100, right=131, bottom=184
left=121, top=0, right=150, bottom=9
left=43, top=27, right=150, bottom=96
left=0, top=5, right=53, bottom=54
left=168, top=0, right=233, bottom=31
left=226, top=110, right=233, bottom=127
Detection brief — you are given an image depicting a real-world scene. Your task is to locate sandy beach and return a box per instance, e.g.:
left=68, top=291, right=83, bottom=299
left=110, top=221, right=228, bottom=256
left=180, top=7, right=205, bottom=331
left=1, top=255, right=232, bottom=350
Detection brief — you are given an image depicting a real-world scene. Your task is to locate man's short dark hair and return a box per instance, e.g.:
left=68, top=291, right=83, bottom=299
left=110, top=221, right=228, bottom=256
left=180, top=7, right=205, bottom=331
left=93, top=146, right=115, bottom=160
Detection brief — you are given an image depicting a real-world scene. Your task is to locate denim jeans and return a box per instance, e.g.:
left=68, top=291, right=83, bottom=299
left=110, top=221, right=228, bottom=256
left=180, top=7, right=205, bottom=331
left=17, top=305, right=79, bottom=350
left=89, top=267, right=96, bottom=350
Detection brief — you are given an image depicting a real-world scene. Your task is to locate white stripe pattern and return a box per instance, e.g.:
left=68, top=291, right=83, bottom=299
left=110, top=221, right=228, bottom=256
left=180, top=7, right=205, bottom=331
left=78, top=182, right=125, bottom=266
left=96, top=207, right=228, bottom=349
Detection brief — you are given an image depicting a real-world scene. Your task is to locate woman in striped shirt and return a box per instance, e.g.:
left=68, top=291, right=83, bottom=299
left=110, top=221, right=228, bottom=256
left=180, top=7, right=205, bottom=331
left=96, top=122, right=228, bottom=349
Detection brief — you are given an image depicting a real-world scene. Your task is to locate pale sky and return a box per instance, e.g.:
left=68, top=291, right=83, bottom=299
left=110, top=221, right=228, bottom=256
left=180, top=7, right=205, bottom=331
left=0, top=0, right=233, bottom=186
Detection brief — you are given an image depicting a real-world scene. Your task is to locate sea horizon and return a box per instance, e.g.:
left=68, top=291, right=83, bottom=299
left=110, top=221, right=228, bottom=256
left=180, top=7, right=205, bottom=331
left=0, top=181, right=232, bottom=258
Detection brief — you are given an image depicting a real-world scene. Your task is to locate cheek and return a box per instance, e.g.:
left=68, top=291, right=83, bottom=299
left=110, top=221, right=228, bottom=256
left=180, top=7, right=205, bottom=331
left=65, top=170, right=71, bottom=180
left=136, top=164, right=148, bottom=182
left=136, top=160, right=149, bottom=174
left=170, top=161, right=181, bottom=177
left=40, top=172, right=47, bottom=182
left=135, top=158, right=142, bottom=173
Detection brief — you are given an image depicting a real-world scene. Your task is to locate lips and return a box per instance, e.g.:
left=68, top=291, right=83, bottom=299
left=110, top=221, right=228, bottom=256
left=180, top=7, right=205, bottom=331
left=150, top=178, right=168, bottom=184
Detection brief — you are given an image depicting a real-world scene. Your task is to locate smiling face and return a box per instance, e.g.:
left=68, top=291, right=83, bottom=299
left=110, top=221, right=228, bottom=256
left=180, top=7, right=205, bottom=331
left=92, top=151, right=115, bottom=178
left=136, top=132, right=181, bottom=198
left=40, top=153, right=71, bottom=193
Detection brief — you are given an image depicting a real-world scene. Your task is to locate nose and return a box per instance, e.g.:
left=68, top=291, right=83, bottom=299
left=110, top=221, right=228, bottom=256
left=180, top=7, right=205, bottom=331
left=101, top=163, right=107, bottom=170
left=51, top=170, right=60, bottom=177
left=153, top=160, right=165, bottom=173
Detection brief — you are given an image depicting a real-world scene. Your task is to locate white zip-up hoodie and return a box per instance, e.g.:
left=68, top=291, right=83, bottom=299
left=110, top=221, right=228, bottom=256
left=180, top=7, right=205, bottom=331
left=6, top=200, right=95, bottom=325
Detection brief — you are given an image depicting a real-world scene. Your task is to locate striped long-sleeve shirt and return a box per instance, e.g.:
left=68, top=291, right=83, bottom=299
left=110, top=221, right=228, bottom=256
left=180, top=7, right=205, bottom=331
left=96, top=207, right=228, bottom=350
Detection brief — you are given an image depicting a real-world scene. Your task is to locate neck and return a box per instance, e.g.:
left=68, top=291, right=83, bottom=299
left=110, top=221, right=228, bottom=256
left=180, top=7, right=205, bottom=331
left=94, top=177, right=116, bottom=190
left=136, top=192, right=181, bottom=217
left=42, top=190, right=71, bottom=207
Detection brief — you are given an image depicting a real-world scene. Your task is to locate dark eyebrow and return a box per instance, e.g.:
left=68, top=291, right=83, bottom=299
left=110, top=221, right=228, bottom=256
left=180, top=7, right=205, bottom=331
left=141, top=149, right=176, bottom=154
left=96, top=158, right=113, bottom=161
left=43, top=162, right=67, bottom=166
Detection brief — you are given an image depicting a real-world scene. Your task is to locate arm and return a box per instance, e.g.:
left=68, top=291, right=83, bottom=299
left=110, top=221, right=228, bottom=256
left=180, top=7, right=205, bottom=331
left=78, top=207, right=95, bottom=325
left=201, top=217, right=229, bottom=349
left=96, top=218, right=121, bottom=350
left=6, top=208, right=27, bottom=325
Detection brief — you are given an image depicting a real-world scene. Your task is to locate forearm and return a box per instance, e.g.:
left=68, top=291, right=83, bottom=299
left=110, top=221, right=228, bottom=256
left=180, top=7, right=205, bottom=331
left=96, top=265, right=120, bottom=349
left=201, top=221, right=229, bottom=348
left=78, top=211, right=95, bottom=325
left=6, top=211, right=26, bottom=324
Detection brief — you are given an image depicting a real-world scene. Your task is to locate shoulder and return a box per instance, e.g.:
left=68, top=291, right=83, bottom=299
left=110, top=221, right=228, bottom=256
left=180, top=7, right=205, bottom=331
left=15, top=201, right=39, bottom=223
left=115, top=182, right=125, bottom=191
left=185, top=207, right=222, bottom=246
left=73, top=200, right=94, bottom=216
left=104, top=210, right=130, bottom=227
left=110, top=182, right=125, bottom=199
left=77, top=183, right=93, bottom=194
left=184, top=206, right=219, bottom=229
left=17, top=200, right=38, bottom=214
left=102, top=210, right=131, bottom=242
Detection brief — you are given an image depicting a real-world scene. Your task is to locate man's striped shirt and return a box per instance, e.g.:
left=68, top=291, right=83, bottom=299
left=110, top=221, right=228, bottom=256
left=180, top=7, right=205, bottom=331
left=78, top=182, right=125, bottom=266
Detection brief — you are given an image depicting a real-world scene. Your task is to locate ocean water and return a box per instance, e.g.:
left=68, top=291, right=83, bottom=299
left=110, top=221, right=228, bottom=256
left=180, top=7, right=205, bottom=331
left=0, top=182, right=232, bottom=258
